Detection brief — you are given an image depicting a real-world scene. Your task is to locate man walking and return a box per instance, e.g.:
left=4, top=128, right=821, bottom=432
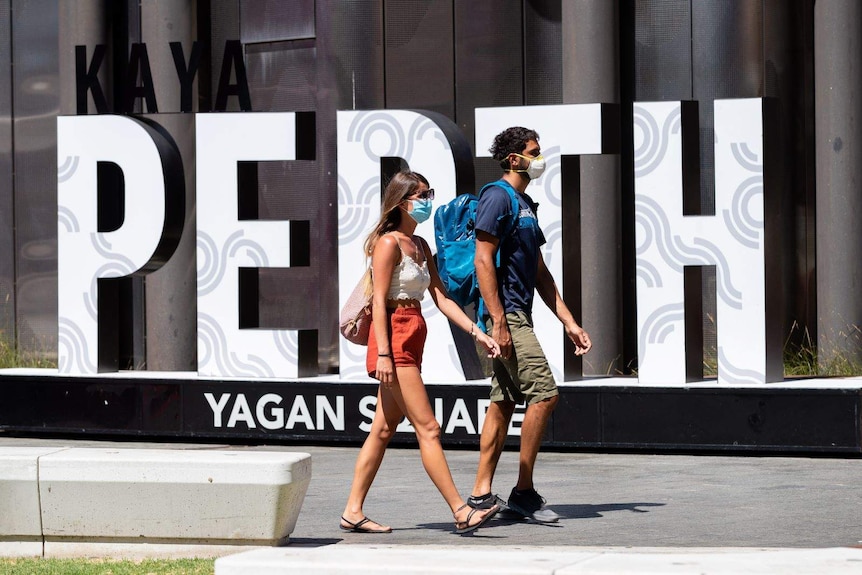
left=467, top=126, right=592, bottom=523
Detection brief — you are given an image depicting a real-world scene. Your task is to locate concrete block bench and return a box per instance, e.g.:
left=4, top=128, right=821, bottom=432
left=0, top=447, right=311, bottom=558
left=0, top=447, right=69, bottom=557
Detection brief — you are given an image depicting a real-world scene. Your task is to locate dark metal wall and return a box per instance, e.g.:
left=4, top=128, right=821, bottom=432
left=764, top=0, right=817, bottom=353
left=242, top=0, right=324, bottom=359
left=138, top=1, right=197, bottom=371
left=454, top=1, right=522, bottom=188
left=629, top=0, right=816, bottom=366
left=0, top=0, right=13, bottom=342
left=11, top=0, right=59, bottom=357
left=235, top=0, right=564, bottom=372
left=563, top=1, right=623, bottom=376
left=815, top=0, right=862, bottom=367
left=525, top=1, right=563, bottom=106
left=384, top=0, right=455, bottom=118
left=3, top=1, right=818, bottom=379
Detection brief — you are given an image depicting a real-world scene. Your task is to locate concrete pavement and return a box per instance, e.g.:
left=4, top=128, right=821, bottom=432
left=2, top=435, right=861, bottom=573
left=214, top=545, right=862, bottom=574
left=286, top=444, right=862, bottom=548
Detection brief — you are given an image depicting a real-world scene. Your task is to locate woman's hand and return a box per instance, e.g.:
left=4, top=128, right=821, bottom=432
left=376, top=356, right=395, bottom=386
left=476, top=331, right=501, bottom=359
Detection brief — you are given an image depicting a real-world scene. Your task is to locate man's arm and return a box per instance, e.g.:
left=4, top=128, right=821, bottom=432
left=475, top=230, right=513, bottom=358
left=535, top=253, right=592, bottom=355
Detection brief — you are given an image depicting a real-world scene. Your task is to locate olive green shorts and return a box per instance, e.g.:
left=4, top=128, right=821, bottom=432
left=487, top=311, right=558, bottom=405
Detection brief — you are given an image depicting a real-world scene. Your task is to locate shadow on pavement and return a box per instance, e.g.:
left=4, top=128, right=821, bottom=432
left=286, top=538, right=343, bottom=547
left=554, top=502, right=665, bottom=519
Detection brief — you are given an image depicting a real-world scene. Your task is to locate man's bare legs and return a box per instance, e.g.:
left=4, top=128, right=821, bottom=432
left=515, top=395, right=558, bottom=490
left=471, top=400, right=515, bottom=498
left=472, top=395, right=558, bottom=497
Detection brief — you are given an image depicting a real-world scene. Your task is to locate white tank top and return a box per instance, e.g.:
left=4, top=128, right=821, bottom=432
left=386, top=236, right=431, bottom=301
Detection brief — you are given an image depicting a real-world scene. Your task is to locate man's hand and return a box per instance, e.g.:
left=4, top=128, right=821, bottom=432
left=566, top=324, right=592, bottom=356
left=492, top=317, right=513, bottom=360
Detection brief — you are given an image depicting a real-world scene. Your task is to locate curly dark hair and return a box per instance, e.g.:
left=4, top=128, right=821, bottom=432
left=489, top=127, right=540, bottom=166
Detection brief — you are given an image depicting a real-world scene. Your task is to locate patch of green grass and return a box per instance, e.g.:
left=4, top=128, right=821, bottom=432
left=783, top=323, right=818, bottom=377
left=0, top=335, right=56, bottom=369
left=783, top=322, right=862, bottom=377
left=635, top=319, right=862, bottom=379
left=0, top=557, right=214, bottom=575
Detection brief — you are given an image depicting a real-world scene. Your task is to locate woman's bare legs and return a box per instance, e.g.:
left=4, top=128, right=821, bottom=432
left=340, top=386, right=402, bottom=531
left=389, top=366, right=497, bottom=528
left=342, top=367, right=497, bottom=531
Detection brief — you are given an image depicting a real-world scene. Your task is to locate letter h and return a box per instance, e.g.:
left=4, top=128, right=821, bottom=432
left=634, top=99, right=781, bottom=384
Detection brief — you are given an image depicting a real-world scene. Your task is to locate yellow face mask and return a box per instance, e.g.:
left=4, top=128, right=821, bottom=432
left=509, top=153, right=546, bottom=180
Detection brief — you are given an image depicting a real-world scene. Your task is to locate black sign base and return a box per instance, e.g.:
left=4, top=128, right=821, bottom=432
left=1, top=371, right=859, bottom=455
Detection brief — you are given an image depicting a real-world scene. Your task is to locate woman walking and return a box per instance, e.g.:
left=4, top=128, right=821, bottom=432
left=340, top=170, right=501, bottom=535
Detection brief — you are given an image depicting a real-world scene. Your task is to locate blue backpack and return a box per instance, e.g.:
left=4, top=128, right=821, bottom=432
left=433, top=179, right=520, bottom=309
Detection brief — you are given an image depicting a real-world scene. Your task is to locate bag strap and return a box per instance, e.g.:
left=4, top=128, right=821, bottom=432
left=478, top=179, right=521, bottom=268
left=475, top=180, right=522, bottom=332
left=478, top=179, right=520, bottom=240
left=413, top=235, right=429, bottom=266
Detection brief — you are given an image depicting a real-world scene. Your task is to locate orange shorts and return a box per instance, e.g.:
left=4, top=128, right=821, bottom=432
left=366, top=307, right=427, bottom=378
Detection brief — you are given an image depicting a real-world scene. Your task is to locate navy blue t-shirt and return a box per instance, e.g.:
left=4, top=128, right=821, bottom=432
left=474, top=183, right=546, bottom=314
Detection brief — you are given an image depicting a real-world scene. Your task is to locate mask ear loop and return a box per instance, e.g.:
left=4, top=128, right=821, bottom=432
left=507, top=153, right=529, bottom=173
left=505, top=153, right=520, bottom=172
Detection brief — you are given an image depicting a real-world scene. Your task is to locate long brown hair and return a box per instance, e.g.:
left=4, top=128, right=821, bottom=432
left=363, top=170, right=429, bottom=257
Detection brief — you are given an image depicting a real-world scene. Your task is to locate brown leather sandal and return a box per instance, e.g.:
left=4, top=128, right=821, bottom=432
left=453, top=502, right=500, bottom=534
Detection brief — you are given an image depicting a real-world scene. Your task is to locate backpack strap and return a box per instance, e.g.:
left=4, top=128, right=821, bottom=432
left=477, top=179, right=521, bottom=266
left=478, top=179, right=520, bottom=240
left=475, top=180, right=522, bottom=332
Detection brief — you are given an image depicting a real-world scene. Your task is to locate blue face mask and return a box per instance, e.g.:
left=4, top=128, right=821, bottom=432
left=407, top=198, right=433, bottom=224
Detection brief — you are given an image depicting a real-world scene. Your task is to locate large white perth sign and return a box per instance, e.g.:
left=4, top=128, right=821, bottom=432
left=57, top=99, right=779, bottom=383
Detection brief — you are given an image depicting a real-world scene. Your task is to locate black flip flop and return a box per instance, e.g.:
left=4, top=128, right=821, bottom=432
left=339, top=515, right=392, bottom=533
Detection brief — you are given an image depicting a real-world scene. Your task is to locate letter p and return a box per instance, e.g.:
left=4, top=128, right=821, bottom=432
left=57, top=115, right=183, bottom=374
